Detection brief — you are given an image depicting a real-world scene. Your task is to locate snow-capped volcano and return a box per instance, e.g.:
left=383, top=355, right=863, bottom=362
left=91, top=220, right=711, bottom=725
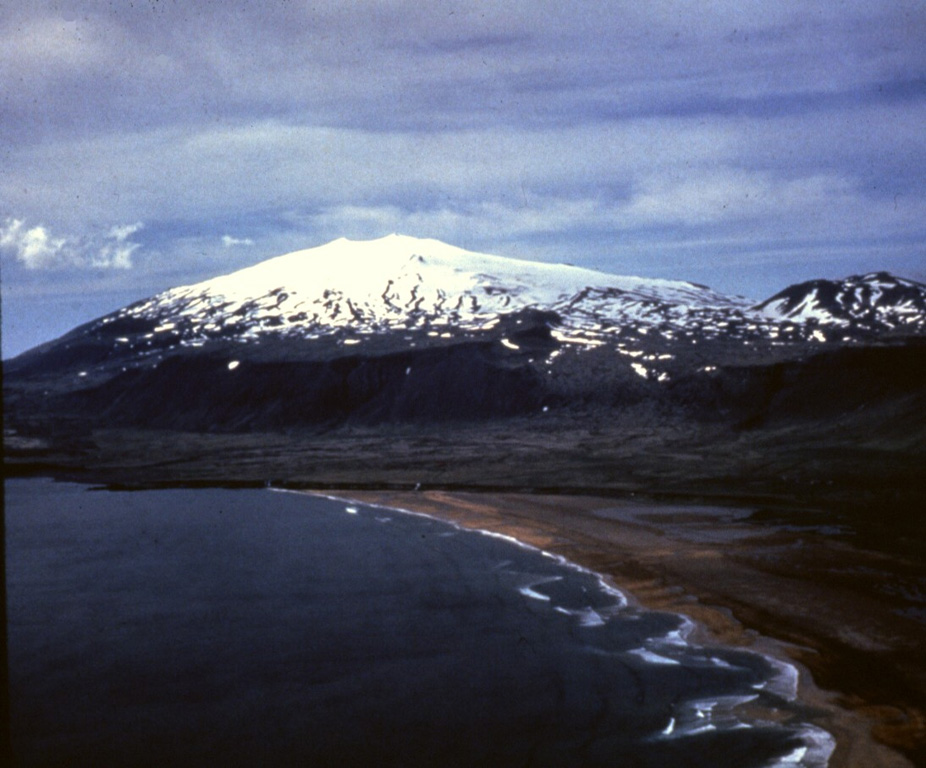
left=6, top=234, right=925, bottom=434
left=81, top=235, right=922, bottom=367
left=124, top=234, right=750, bottom=347
left=12, top=235, right=925, bottom=390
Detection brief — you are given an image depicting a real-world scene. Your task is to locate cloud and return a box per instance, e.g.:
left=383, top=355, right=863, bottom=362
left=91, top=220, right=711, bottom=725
left=0, top=15, right=109, bottom=75
left=0, top=218, right=143, bottom=270
left=222, top=235, right=255, bottom=247
left=0, top=219, right=71, bottom=269
left=108, top=222, right=144, bottom=242
left=3, top=1, right=923, bottom=145
left=92, top=242, right=138, bottom=270
left=1, top=1, right=923, bottom=333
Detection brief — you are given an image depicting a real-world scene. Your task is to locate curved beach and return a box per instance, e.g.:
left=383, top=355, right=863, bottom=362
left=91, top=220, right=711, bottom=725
left=8, top=480, right=843, bottom=767
left=336, top=489, right=925, bottom=768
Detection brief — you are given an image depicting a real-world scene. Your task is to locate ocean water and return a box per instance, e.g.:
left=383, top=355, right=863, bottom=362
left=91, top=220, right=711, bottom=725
left=5, top=479, right=833, bottom=767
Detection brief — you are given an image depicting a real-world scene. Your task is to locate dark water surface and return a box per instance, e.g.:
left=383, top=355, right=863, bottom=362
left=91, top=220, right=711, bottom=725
left=6, top=479, right=833, bottom=767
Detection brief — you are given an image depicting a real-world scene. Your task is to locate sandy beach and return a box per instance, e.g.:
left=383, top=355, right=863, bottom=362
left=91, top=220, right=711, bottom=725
left=336, top=489, right=925, bottom=768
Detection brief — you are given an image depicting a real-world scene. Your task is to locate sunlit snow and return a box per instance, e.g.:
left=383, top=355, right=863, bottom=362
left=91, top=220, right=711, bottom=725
left=104, top=236, right=925, bottom=356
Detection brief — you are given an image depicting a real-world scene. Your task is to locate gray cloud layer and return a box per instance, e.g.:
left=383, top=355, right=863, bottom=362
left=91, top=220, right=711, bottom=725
left=2, top=0, right=925, bottom=354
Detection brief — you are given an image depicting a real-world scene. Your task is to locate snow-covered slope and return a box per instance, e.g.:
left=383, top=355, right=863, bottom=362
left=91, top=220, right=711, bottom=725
left=755, top=272, right=926, bottom=332
left=11, top=236, right=926, bottom=393
left=41, top=236, right=920, bottom=384
left=6, top=235, right=925, bottom=432
left=122, top=234, right=750, bottom=346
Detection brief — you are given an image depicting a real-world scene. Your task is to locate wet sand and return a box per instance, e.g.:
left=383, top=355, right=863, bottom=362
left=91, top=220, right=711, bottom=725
left=336, top=490, right=926, bottom=768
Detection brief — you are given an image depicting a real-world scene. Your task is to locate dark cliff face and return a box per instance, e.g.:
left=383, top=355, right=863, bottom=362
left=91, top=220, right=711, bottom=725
left=661, top=342, right=926, bottom=429
left=7, top=333, right=925, bottom=437
left=3, top=308, right=560, bottom=432
left=25, top=342, right=546, bottom=431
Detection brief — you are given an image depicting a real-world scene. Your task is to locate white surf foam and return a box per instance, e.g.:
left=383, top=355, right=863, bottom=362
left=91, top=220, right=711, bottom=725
left=628, top=647, right=682, bottom=666
left=295, top=490, right=834, bottom=765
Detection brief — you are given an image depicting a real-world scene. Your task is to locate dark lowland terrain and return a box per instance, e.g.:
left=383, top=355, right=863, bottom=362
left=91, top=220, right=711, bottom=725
left=5, top=335, right=925, bottom=538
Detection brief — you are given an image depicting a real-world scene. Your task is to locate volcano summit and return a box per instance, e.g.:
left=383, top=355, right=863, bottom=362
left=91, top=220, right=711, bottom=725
left=5, top=234, right=926, bottom=436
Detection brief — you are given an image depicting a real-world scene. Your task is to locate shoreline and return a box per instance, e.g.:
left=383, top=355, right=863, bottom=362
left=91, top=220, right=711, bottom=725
left=332, top=489, right=924, bottom=768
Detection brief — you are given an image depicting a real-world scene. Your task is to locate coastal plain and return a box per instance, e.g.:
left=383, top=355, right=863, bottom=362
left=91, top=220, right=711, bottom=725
left=6, top=411, right=925, bottom=768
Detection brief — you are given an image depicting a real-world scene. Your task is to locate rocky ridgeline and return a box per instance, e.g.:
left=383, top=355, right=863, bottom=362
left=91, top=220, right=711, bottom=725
left=5, top=236, right=925, bottom=431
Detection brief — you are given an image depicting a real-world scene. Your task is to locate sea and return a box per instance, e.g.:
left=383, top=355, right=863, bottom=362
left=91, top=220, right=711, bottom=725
left=5, top=478, right=834, bottom=767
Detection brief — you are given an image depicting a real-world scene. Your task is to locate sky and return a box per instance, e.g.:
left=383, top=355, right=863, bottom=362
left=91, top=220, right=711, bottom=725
left=2, top=1, right=925, bottom=357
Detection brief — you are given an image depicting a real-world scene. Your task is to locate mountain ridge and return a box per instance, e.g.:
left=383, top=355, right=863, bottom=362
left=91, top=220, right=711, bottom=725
left=8, top=235, right=925, bottom=378
left=754, top=271, right=926, bottom=330
left=4, top=234, right=925, bottom=435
